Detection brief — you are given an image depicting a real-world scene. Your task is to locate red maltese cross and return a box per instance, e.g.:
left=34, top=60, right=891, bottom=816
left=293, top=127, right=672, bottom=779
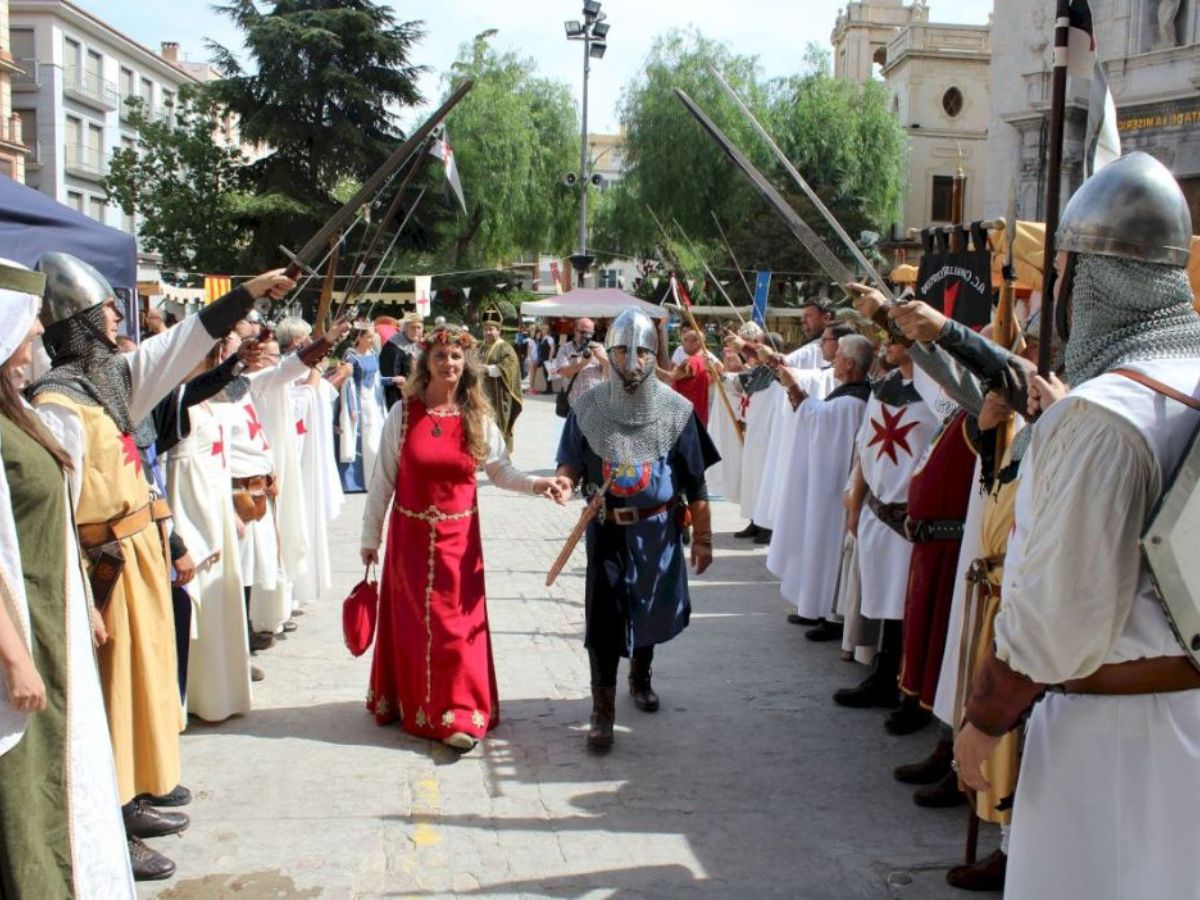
left=119, top=432, right=142, bottom=475
left=243, top=403, right=269, bottom=449
left=211, top=424, right=227, bottom=468
left=867, top=405, right=919, bottom=465
left=295, top=418, right=307, bottom=436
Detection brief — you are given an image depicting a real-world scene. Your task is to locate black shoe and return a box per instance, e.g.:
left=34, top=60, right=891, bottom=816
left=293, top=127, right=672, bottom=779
left=894, top=739, right=953, bottom=785
left=251, top=665, right=265, bottom=683
left=129, top=837, right=176, bottom=881
left=281, top=619, right=298, bottom=633
left=913, top=771, right=967, bottom=808
left=587, top=686, right=616, bottom=753
left=249, top=631, right=275, bottom=652
left=123, top=798, right=189, bottom=839
left=734, top=522, right=761, bottom=540
left=787, top=613, right=819, bottom=626
left=139, top=784, right=191, bottom=808
left=885, top=697, right=933, bottom=736
left=833, top=672, right=900, bottom=709
left=946, top=849, right=1007, bottom=891
left=753, top=528, right=773, bottom=545
left=628, top=659, right=660, bottom=713
left=805, top=620, right=843, bottom=642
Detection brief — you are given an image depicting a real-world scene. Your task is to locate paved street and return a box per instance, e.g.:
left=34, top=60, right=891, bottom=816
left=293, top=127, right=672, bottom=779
left=145, top=393, right=995, bottom=900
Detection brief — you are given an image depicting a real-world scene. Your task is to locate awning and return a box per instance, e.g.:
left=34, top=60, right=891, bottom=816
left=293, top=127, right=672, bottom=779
left=520, top=287, right=668, bottom=320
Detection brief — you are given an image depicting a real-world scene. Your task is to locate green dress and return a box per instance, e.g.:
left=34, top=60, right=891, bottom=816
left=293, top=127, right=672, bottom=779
left=0, top=414, right=72, bottom=898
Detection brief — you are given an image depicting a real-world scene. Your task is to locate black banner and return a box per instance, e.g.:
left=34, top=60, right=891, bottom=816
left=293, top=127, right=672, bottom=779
left=915, top=244, right=992, bottom=330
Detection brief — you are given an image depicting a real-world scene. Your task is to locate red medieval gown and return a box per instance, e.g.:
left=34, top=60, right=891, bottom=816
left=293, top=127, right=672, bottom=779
left=366, top=399, right=500, bottom=740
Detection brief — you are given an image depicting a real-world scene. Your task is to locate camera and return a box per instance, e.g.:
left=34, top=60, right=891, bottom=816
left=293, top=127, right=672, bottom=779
left=582, top=349, right=593, bottom=359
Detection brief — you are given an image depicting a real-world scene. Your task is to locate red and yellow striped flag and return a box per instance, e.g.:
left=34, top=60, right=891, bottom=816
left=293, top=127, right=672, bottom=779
left=204, top=275, right=233, bottom=304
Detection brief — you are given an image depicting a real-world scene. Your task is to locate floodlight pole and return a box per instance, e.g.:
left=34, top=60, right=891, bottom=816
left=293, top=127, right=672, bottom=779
left=577, top=25, right=591, bottom=286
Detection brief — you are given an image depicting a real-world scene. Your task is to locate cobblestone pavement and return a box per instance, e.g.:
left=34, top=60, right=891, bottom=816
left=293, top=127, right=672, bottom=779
left=143, top=393, right=996, bottom=899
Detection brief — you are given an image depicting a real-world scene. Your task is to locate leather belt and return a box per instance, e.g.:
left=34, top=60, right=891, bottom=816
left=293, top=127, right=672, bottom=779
left=904, top=516, right=965, bottom=543
left=77, top=499, right=171, bottom=551
left=966, top=555, right=1006, bottom=585
left=1061, top=656, right=1200, bottom=695
left=232, top=475, right=275, bottom=492
left=603, top=500, right=674, bottom=526
left=866, top=491, right=909, bottom=539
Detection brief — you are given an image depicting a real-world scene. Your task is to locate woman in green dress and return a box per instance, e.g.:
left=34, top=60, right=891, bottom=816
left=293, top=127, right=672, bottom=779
left=0, top=261, right=134, bottom=897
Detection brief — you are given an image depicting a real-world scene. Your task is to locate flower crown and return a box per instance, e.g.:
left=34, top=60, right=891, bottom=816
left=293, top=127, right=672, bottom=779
left=421, top=326, right=475, bottom=351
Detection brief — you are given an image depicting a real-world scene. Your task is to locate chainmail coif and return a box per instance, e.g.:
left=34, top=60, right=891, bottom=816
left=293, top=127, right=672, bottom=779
left=28, top=304, right=135, bottom=434
left=572, top=369, right=694, bottom=467
left=1065, top=255, right=1200, bottom=386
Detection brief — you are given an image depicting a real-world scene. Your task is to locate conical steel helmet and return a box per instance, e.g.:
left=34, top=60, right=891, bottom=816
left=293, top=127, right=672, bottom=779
left=1056, top=152, right=1192, bottom=267
left=36, top=251, right=115, bottom=329
left=604, top=306, right=658, bottom=375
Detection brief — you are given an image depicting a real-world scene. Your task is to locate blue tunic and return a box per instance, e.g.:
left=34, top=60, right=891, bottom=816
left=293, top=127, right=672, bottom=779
left=556, top=413, right=719, bottom=654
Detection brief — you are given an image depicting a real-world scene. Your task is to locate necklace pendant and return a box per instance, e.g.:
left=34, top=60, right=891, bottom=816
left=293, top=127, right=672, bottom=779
left=431, top=422, right=442, bottom=437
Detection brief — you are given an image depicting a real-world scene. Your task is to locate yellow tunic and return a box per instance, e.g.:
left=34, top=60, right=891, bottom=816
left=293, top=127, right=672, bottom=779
left=33, top=395, right=182, bottom=803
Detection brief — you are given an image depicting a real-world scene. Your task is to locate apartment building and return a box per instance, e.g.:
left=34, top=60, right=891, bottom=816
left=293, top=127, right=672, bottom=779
left=8, top=0, right=199, bottom=277
left=0, top=0, right=28, bottom=181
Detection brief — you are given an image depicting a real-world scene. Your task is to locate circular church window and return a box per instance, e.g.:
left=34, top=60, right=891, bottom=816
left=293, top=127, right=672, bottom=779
left=943, top=87, right=964, bottom=118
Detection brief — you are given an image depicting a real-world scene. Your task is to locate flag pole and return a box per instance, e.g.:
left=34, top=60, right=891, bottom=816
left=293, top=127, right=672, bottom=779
left=711, top=210, right=756, bottom=304
left=1037, top=0, right=1072, bottom=378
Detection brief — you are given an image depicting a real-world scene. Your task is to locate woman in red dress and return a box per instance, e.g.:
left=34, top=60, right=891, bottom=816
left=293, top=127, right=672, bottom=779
left=360, top=326, right=563, bottom=751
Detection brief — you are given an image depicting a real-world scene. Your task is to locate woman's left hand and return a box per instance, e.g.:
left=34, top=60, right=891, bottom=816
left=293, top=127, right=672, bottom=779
left=89, top=606, right=109, bottom=648
left=533, top=477, right=568, bottom=505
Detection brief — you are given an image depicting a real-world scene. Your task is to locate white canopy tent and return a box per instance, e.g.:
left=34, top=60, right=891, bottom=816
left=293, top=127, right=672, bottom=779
left=520, top=288, right=668, bottom=320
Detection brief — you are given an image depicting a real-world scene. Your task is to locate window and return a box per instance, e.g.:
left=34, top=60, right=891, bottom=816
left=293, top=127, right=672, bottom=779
left=931, top=174, right=965, bottom=222
left=942, top=87, right=964, bottom=118
left=63, top=36, right=81, bottom=74
left=18, top=108, right=37, bottom=157
left=88, top=196, right=105, bottom=223
left=119, top=67, right=135, bottom=117
left=10, top=29, right=35, bottom=62
left=65, top=114, right=82, bottom=162
left=598, top=268, right=620, bottom=289
left=139, top=77, right=152, bottom=104
left=67, top=190, right=84, bottom=213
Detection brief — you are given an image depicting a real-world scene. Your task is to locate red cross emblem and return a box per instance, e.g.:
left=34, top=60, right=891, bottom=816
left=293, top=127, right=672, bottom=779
left=118, top=432, right=142, bottom=475
left=295, top=418, right=307, bottom=436
left=243, top=403, right=269, bottom=449
left=211, top=424, right=227, bottom=468
left=867, top=405, right=919, bottom=465
left=943, top=280, right=962, bottom=321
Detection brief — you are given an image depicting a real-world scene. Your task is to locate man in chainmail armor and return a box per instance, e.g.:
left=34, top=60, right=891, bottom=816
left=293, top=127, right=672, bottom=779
left=951, top=152, right=1200, bottom=896
left=555, top=307, right=720, bottom=752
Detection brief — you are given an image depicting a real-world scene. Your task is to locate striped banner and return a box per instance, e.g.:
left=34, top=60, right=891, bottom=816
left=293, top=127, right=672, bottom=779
left=204, top=275, right=232, bottom=304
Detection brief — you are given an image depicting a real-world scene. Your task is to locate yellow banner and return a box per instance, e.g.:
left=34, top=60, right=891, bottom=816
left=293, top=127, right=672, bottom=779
left=204, top=275, right=232, bottom=304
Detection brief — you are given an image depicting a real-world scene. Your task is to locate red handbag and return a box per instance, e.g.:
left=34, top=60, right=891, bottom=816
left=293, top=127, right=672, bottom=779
left=342, top=566, right=378, bottom=657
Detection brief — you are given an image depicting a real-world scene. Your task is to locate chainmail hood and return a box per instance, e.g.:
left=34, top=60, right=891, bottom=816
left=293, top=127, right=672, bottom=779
left=29, top=304, right=135, bottom=434
left=572, top=370, right=694, bottom=466
left=1065, top=255, right=1200, bottom=385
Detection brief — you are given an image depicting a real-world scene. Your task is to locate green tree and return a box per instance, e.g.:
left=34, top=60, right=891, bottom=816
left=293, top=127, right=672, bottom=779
left=205, top=0, right=426, bottom=269
left=102, top=88, right=289, bottom=273
left=424, top=35, right=578, bottom=268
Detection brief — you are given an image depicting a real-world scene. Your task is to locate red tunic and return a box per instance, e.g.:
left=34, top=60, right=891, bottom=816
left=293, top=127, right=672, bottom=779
left=366, top=399, right=500, bottom=740
left=898, top=410, right=976, bottom=708
left=672, top=353, right=711, bottom=428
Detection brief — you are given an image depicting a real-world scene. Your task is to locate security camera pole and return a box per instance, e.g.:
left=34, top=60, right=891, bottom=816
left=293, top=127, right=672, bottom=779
left=564, top=2, right=610, bottom=286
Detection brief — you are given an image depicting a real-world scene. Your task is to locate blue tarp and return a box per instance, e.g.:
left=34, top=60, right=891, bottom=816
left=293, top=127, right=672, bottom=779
left=0, top=175, right=137, bottom=295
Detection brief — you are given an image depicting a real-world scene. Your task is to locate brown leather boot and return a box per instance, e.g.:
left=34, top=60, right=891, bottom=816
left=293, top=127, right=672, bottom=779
left=628, top=657, right=660, bottom=712
left=587, top=686, right=616, bottom=753
left=913, top=770, right=967, bottom=808
left=894, top=739, right=953, bottom=785
left=946, top=849, right=1007, bottom=891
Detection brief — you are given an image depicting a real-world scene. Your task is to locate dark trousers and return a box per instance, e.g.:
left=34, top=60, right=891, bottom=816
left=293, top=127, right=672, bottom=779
left=172, top=585, right=191, bottom=702
left=588, top=645, right=654, bottom=689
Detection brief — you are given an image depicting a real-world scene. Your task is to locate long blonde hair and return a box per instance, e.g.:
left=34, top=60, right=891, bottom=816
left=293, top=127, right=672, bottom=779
left=406, top=327, right=494, bottom=463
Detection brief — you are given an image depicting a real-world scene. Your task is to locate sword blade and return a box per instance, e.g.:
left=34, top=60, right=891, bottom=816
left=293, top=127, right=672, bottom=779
left=707, top=66, right=896, bottom=299
left=674, top=89, right=857, bottom=288
left=287, top=79, right=474, bottom=275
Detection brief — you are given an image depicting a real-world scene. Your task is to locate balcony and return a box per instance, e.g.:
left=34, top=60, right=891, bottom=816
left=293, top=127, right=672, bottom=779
left=64, top=142, right=106, bottom=181
left=0, top=117, right=24, bottom=151
left=11, top=57, right=40, bottom=91
left=25, top=140, right=42, bottom=167
left=64, top=66, right=119, bottom=112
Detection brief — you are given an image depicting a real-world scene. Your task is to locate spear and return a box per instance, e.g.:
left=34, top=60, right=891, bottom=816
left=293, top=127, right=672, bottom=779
left=711, top=210, right=756, bottom=303
left=670, top=216, right=747, bottom=324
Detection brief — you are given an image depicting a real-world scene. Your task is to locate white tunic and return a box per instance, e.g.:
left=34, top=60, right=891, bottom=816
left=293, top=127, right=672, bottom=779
left=292, top=379, right=345, bottom=607
left=997, top=358, right=1200, bottom=900
left=739, top=379, right=780, bottom=520
left=770, top=384, right=868, bottom=620
left=166, top=400, right=251, bottom=723
left=856, top=373, right=939, bottom=621
left=706, top=373, right=745, bottom=502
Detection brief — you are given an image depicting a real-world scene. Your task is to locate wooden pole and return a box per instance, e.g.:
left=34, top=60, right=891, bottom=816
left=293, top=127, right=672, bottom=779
left=711, top=210, right=756, bottom=304
left=1037, top=0, right=1072, bottom=378
left=314, top=236, right=340, bottom=337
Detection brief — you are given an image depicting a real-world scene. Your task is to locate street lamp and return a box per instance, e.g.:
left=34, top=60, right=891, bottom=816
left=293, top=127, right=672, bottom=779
left=564, top=1, right=611, bottom=286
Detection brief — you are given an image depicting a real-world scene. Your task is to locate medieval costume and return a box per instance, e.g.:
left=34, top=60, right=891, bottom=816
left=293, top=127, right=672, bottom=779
left=0, top=266, right=135, bottom=898
left=770, top=375, right=871, bottom=624
left=704, top=371, right=745, bottom=502
left=961, top=153, right=1200, bottom=899
left=671, top=345, right=719, bottom=429
left=337, top=345, right=386, bottom=493
left=292, top=373, right=344, bottom=608
left=556, top=307, right=719, bottom=752
left=833, top=358, right=938, bottom=708
left=361, top=331, right=542, bottom=747
left=379, top=313, right=422, bottom=410
left=480, top=308, right=524, bottom=452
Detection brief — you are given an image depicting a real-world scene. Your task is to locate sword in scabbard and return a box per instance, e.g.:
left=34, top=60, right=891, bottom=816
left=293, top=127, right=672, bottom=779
left=545, top=475, right=614, bottom=588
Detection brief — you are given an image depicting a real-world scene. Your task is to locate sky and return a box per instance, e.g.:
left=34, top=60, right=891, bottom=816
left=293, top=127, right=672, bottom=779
left=98, top=0, right=994, bottom=133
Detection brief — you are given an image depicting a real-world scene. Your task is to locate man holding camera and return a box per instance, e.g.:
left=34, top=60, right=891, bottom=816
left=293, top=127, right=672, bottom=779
left=551, top=317, right=609, bottom=409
